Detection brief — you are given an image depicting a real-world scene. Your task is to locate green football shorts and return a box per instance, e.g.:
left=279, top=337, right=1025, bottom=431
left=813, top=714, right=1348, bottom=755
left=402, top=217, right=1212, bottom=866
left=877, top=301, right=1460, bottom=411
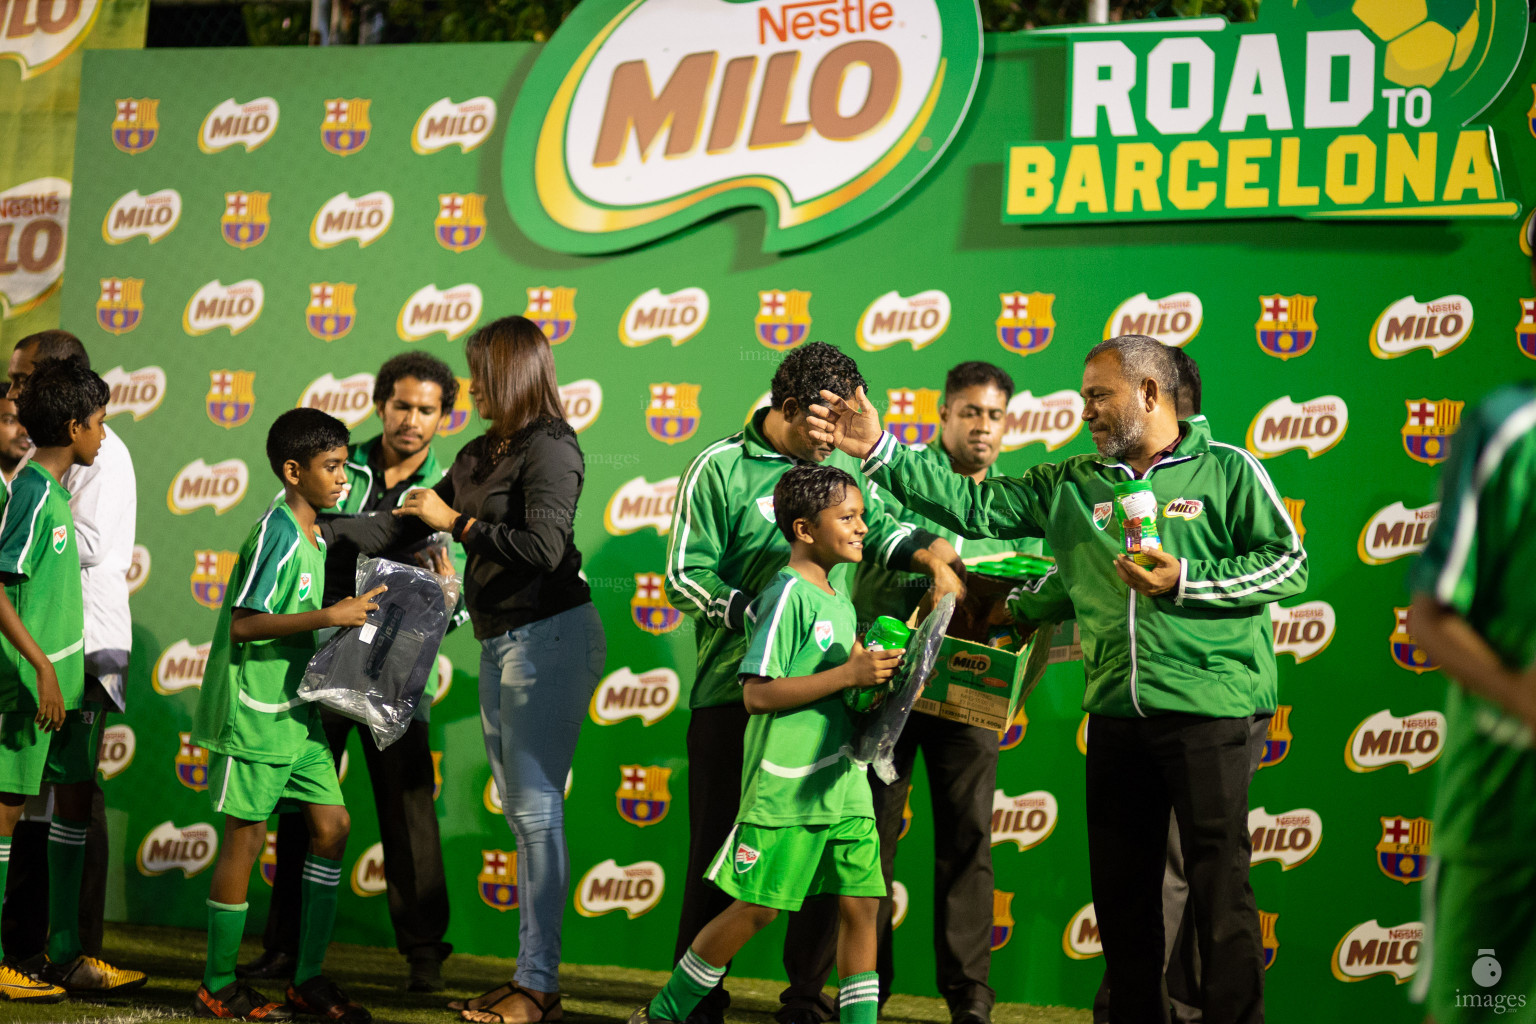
left=1417, top=857, right=1536, bottom=1022
left=0, top=702, right=106, bottom=796
left=208, top=735, right=344, bottom=822
left=707, top=817, right=885, bottom=911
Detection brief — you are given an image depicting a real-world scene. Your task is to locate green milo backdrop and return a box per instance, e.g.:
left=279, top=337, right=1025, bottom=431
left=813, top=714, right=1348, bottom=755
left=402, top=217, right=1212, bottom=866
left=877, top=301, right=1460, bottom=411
left=57, top=2, right=1535, bottom=1019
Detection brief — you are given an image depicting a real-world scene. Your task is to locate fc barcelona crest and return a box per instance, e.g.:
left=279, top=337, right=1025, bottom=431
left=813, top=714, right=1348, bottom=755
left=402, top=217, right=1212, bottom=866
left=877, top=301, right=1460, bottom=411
left=755, top=290, right=812, bottom=351
left=898, top=788, right=913, bottom=841
left=882, top=388, right=941, bottom=446
left=1517, top=299, right=1536, bottom=360
left=221, top=192, right=271, bottom=249
left=435, top=194, right=487, bottom=253
left=97, top=277, right=144, bottom=335
left=439, top=377, right=474, bottom=437
left=999, top=705, right=1028, bottom=751
left=990, top=890, right=1015, bottom=951
left=306, top=282, right=358, bottom=342
left=1390, top=607, right=1438, bottom=674
left=112, top=98, right=159, bottom=154
left=1401, top=399, right=1463, bottom=465
left=191, top=550, right=238, bottom=609
left=206, top=371, right=256, bottom=429
left=1375, top=816, right=1432, bottom=885
left=321, top=98, right=371, bottom=155
left=1529, top=84, right=1536, bottom=139
left=616, top=765, right=672, bottom=827
left=995, top=292, right=1055, bottom=357
left=631, top=572, right=682, bottom=635
left=1259, top=911, right=1279, bottom=970
left=432, top=751, right=443, bottom=801
left=478, top=849, right=519, bottom=911
left=646, top=383, right=701, bottom=445
left=260, top=831, right=279, bottom=886
left=1255, top=294, right=1317, bottom=360
left=175, top=733, right=210, bottom=791
left=1258, top=705, right=1291, bottom=770
left=1282, top=498, right=1306, bottom=547
left=524, top=286, right=578, bottom=343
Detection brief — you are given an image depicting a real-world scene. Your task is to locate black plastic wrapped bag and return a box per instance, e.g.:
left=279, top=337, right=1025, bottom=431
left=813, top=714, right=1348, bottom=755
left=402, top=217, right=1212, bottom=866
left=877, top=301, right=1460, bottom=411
left=300, top=557, right=459, bottom=750
left=846, top=593, right=956, bottom=783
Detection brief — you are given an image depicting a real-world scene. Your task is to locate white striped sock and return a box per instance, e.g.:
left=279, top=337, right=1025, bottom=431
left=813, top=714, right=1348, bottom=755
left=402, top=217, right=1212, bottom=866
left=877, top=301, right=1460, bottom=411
left=680, top=949, right=725, bottom=987
left=839, top=984, right=880, bottom=1005
left=48, top=822, right=89, bottom=846
left=302, top=859, right=342, bottom=886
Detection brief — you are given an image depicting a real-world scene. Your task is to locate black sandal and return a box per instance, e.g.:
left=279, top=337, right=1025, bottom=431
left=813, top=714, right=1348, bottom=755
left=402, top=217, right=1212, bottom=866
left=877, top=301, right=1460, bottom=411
left=459, top=983, right=562, bottom=1024
left=447, top=980, right=515, bottom=1013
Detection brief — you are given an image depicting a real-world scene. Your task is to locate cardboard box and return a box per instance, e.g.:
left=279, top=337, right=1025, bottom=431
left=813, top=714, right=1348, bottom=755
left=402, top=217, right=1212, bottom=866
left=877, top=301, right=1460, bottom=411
left=914, top=619, right=1082, bottom=730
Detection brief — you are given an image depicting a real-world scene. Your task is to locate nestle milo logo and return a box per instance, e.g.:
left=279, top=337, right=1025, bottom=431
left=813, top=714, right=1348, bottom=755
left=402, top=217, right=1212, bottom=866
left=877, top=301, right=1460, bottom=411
left=949, top=651, right=991, bottom=676
left=505, top=0, right=982, bottom=253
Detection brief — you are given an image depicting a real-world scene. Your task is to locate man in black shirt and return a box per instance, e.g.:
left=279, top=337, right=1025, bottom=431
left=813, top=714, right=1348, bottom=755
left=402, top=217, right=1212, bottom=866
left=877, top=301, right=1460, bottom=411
left=239, top=353, right=461, bottom=991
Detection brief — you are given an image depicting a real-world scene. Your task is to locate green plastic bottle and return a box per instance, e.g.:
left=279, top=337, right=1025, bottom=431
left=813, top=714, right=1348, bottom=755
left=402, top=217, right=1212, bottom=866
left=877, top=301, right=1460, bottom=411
left=846, top=615, right=910, bottom=712
left=1113, top=479, right=1162, bottom=567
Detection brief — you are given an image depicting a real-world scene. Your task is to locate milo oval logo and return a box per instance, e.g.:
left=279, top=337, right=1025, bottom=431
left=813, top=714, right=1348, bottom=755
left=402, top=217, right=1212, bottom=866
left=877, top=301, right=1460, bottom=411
left=0, top=0, right=102, bottom=80
left=949, top=651, right=991, bottom=676
left=504, top=0, right=982, bottom=253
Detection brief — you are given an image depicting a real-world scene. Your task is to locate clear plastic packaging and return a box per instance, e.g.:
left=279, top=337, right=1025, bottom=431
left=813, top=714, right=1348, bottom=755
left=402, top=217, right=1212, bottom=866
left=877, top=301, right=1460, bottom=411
left=846, top=593, right=957, bottom=783
left=299, top=557, right=461, bottom=750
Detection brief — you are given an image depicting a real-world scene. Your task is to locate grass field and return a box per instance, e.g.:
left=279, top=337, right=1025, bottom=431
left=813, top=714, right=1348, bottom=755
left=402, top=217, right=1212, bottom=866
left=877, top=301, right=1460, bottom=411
left=6, top=923, right=1091, bottom=1024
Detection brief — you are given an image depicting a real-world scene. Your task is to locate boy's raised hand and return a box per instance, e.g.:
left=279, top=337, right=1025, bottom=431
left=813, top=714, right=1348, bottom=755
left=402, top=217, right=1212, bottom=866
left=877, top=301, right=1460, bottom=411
left=34, top=662, right=64, bottom=731
left=846, top=638, right=904, bottom=690
left=325, top=584, right=387, bottom=628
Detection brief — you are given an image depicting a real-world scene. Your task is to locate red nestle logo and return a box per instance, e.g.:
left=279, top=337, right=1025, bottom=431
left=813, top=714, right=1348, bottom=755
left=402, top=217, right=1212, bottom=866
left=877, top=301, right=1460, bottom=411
left=757, top=0, right=895, bottom=45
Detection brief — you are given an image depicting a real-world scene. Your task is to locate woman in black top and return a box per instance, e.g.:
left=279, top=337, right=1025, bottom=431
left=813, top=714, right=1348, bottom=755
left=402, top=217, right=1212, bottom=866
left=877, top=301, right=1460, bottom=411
left=327, top=316, right=605, bottom=1024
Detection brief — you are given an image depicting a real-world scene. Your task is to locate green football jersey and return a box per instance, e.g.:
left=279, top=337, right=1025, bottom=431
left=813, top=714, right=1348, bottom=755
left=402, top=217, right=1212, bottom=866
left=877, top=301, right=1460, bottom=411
left=193, top=502, right=328, bottom=764
left=0, top=464, right=85, bottom=713
left=736, top=567, right=872, bottom=826
left=1409, top=384, right=1536, bottom=860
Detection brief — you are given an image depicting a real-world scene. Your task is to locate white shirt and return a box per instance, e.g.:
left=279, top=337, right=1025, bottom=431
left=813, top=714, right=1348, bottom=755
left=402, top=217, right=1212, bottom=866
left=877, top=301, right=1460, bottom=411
left=62, top=424, right=137, bottom=710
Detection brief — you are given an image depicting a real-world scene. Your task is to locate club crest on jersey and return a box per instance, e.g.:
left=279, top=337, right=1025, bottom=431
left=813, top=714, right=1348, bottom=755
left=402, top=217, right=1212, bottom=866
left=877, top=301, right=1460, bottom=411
left=191, top=550, right=237, bottom=609
left=813, top=620, right=834, bottom=652
left=1254, top=294, right=1317, bottom=360
left=1371, top=295, right=1472, bottom=359
left=1103, top=292, right=1202, bottom=348
left=755, top=289, right=812, bottom=351
left=321, top=98, right=371, bottom=155
left=1389, top=607, right=1439, bottom=674
left=883, top=388, right=940, bottom=446
left=857, top=290, right=950, bottom=351
left=175, top=733, right=210, bottom=791
left=306, top=282, right=358, bottom=342
left=1376, top=816, right=1432, bottom=885
left=756, top=495, right=776, bottom=522
left=1518, top=299, right=1536, bottom=360
left=1062, top=903, right=1101, bottom=960
left=103, top=189, right=180, bottom=245
left=1346, top=710, right=1445, bottom=774
left=434, top=193, right=486, bottom=253
left=996, top=291, right=1055, bottom=356
left=218, top=191, right=270, bottom=249
left=478, top=849, right=519, bottom=911
left=183, top=279, right=264, bottom=337
left=617, top=765, right=672, bottom=827
left=1092, top=503, right=1113, bottom=530
left=734, top=843, right=760, bottom=873
left=199, top=97, right=279, bottom=153
left=524, top=286, right=578, bottom=343
left=1260, top=911, right=1279, bottom=970
left=413, top=96, right=497, bottom=154
left=206, top=370, right=255, bottom=429
left=631, top=573, right=682, bottom=635
left=112, top=98, right=159, bottom=153
left=260, top=831, right=279, bottom=886
left=646, top=383, right=701, bottom=445
left=999, top=705, right=1028, bottom=751
left=1330, top=920, right=1424, bottom=984
left=1259, top=705, right=1292, bottom=769
left=311, top=191, right=393, bottom=249
left=1401, top=399, right=1463, bottom=465
left=991, top=890, right=1015, bottom=951
left=136, top=821, right=218, bottom=878
left=438, top=377, right=474, bottom=437
left=297, top=573, right=313, bottom=601
left=1163, top=498, right=1203, bottom=520
left=1249, top=807, right=1322, bottom=869
left=620, top=288, right=709, bottom=347
left=299, top=373, right=376, bottom=428
left=49, top=524, right=66, bottom=553
left=96, top=277, right=144, bottom=335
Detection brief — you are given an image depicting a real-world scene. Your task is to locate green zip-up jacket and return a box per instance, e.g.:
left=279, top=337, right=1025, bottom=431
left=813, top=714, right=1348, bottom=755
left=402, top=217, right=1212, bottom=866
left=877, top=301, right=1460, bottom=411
left=667, top=408, right=937, bottom=709
left=854, top=439, right=1042, bottom=627
left=862, top=418, right=1304, bottom=719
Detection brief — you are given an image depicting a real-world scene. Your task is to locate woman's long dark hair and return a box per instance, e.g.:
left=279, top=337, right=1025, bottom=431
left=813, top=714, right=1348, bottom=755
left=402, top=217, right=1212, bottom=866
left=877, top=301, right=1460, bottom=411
left=466, top=315, right=566, bottom=439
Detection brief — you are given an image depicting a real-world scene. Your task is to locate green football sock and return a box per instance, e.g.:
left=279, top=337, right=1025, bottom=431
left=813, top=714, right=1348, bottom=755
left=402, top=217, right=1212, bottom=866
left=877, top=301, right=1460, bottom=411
left=294, top=855, right=343, bottom=985
left=0, top=835, right=11, bottom=961
left=204, top=899, right=248, bottom=993
left=45, top=817, right=90, bottom=963
left=650, top=948, right=726, bottom=1022
left=838, top=971, right=880, bottom=1024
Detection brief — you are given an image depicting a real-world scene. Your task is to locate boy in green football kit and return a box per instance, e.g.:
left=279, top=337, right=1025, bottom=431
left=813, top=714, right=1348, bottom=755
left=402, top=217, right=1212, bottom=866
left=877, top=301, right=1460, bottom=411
left=0, top=358, right=144, bottom=1003
left=634, top=465, right=903, bottom=1024
left=1407, top=384, right=1536, bottom=1024
left=191, top=409, right=385, bottom=1023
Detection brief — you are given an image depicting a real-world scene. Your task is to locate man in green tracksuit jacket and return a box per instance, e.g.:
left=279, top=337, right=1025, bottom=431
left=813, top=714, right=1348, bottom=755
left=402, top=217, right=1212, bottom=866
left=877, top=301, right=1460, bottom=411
left=666, top=342, right=962, bottom=1024
left=810, top=335, right=1305, bottom=1024
left=851, top=361, right=1040, bottom=1024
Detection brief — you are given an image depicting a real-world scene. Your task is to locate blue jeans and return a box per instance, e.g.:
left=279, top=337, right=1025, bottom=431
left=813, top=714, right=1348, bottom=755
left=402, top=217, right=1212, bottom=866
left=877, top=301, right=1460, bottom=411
left=478, top=602, right=606, bottom=992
